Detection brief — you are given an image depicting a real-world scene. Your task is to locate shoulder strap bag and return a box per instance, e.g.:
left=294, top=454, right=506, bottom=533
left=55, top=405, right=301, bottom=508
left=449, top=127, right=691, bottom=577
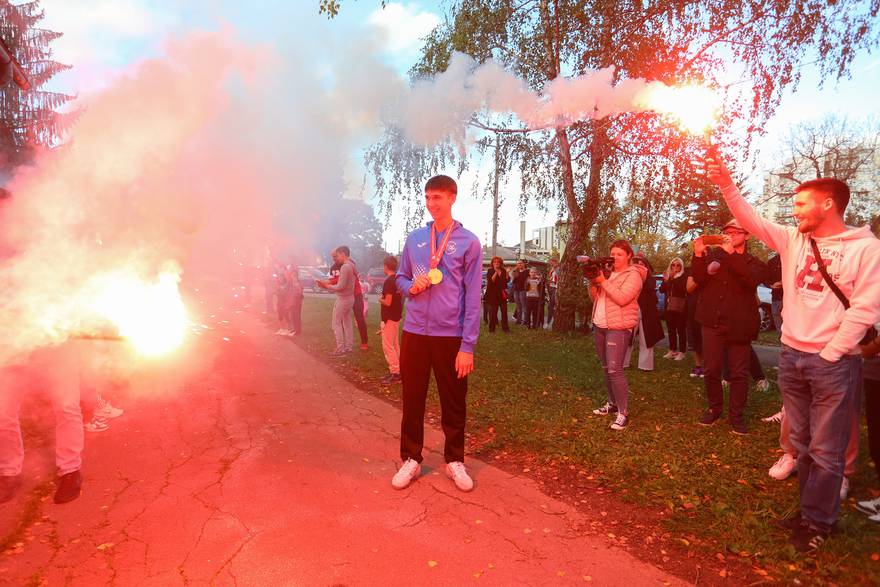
left=809, top=238, right=878, bottom=349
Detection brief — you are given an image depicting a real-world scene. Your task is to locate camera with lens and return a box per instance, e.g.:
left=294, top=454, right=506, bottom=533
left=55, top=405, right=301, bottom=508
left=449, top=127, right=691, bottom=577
left=576, top=255, right=614, bottom=280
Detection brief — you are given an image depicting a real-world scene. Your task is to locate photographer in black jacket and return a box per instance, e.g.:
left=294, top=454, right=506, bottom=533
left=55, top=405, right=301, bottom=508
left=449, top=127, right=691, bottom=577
left=692, top=218, right=767, bottom=435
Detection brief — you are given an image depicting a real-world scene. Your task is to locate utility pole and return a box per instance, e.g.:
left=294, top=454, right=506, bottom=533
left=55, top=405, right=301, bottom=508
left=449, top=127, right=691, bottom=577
left=491, top=132, right=500, bottom=258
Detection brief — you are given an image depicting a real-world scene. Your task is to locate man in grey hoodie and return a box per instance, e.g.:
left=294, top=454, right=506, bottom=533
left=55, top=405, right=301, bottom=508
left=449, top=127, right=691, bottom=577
left=319, top=246, right=357, bottom=357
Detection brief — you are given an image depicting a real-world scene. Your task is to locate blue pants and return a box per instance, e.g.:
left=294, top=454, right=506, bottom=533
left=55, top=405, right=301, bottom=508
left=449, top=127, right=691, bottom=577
left=778, top=345, right=861, bottom=532
left=593, top=328, right=634, bottom=415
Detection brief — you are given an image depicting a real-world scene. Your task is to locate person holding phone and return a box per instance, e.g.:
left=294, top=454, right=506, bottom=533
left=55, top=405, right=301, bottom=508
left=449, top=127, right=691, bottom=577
left=692, top=219, right=767, bottom=436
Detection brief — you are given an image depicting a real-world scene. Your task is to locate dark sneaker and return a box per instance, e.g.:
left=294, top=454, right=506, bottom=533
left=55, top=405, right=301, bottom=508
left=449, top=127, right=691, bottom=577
left=730, top=420, right=748, bottom=436
left=789, top=523, right=828, bottom=553
left=698, top=410, right=721, bottom=426
left=592, top=402, right=618, bottom=416
left=0, top=475, right=21, bottom=503
left=689, top=366, right=704, bottom=378
left=379, top=373, right=401, bottom=385
left=53, top=471, right=82, bottom=504
left=774, top=513, right=804, bottom=531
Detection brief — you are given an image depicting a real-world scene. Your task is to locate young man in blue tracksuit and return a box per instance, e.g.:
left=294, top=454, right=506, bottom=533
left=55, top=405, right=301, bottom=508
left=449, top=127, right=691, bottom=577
left=391, top=175, right=482, bottom=492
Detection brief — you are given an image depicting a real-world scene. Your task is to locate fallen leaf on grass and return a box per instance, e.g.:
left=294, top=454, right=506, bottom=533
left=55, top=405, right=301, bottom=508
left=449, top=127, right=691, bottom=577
left=872, top=553, right=880, bottom=561
left=427, top=560, right=438, bottom=568
left=97, top=543, right=114, bottom=551
left=719, top=569, right=728, bottom=578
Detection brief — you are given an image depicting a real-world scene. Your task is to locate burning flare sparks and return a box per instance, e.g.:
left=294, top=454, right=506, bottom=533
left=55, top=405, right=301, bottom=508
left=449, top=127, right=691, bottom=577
left=639, top=84, right=720, bottom=135
left=88, top=270, right=189, bottom=357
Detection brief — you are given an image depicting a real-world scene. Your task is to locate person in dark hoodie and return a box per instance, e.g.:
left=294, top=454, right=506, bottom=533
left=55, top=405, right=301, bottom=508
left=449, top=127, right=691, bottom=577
left=692, top=218, right=767, bottom=436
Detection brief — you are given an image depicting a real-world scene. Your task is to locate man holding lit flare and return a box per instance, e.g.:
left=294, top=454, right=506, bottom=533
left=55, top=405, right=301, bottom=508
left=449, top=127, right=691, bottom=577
left=704, top=152, right=880, bottom=553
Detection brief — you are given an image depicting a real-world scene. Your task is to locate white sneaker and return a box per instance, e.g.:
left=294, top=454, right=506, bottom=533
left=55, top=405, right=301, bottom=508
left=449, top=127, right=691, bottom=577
left=610, top=413, right=629, bottom=431
left=445, top=461, right=474, bottom=492
left=673, top=351, right=686, bottom=361
left=840, top=477, right=850, bottom=501
left=756, top=379, right=770, bottom=392
left=768, top=453, right=796, bottom=480
left=84, top=416, right=110, bottom=433
left=391, top=458, right=420, bottom=489
left=869, top=512, right=880, bottom=523
left=662, top=350, right=676, bottom=359
left=94, top=399, right=124, bottom=419
left=274, top=329, right=286, bottom=335
left=856, top=496, right=880, bottom=515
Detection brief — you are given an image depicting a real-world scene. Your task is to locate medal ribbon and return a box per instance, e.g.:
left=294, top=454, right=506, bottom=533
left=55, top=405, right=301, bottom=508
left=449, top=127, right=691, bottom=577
left=430, top=221, right=456, bottom=270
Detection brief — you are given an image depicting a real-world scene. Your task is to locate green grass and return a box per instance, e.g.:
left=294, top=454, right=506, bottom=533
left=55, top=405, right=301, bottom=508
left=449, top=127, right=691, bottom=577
left=757, top=330, right=782, bottom=346
left=294, top=298, right=880, bottom=584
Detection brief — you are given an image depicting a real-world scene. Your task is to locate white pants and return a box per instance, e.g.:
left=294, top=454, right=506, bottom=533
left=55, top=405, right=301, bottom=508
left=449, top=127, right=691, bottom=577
left=381, top=320, right=400, bottom=374
left=0, top=345, right=84, bottom=477
left=624, top=310, right=654, bottom=371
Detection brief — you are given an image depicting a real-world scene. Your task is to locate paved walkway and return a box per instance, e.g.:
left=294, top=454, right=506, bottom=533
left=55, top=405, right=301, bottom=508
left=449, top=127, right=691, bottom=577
left=1, top=310, right=681, bottom=586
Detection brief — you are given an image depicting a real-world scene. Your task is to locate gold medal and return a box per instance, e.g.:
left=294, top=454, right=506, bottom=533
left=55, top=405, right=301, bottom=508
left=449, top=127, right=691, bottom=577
left=428, top=268, right=443, bottom=285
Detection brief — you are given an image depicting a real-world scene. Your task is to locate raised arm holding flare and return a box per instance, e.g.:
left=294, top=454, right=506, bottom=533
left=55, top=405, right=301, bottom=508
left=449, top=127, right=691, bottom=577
left=705, top=151, right=880, bottom=553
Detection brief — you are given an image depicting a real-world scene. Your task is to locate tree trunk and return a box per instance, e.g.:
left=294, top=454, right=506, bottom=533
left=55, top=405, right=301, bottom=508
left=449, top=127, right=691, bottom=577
left=553, top=122, right=608, bottom=331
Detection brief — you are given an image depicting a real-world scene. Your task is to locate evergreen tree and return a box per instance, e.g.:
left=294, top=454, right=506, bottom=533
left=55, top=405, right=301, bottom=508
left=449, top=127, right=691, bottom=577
left=0, top=0, right=73, bottom=174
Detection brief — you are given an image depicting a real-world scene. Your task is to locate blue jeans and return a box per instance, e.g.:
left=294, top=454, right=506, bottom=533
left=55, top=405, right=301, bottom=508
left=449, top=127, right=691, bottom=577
left=514, top=291, right=527, bottom=323
left=778, top=345, right=861, bottom=532
left=593, top=328, right=634, bottom=415
left=771, top=300, right=783, bottom=331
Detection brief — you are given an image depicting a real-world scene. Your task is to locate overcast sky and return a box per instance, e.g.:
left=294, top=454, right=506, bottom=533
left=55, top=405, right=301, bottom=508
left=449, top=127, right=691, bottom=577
left=38, top=1, right=880, bottom=251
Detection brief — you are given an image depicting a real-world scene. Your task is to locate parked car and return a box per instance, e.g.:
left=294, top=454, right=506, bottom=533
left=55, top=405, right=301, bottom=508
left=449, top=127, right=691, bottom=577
left=298, top=267, right=329, bottom=293
left=364, top=267, right=387, bottom=294
left=757, top=284, right=775, bottom=332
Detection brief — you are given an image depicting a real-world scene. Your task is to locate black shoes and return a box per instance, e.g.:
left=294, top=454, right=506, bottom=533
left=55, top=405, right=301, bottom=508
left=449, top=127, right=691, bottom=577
left=789, top=523, right=828, bottom=553
left=53, top=471, right=82, bottom=504
left=0, top=475, right=20, bottom=503
left=730, top=420, right=748, bottom=436
left=698, top=409, right=721, bottom=426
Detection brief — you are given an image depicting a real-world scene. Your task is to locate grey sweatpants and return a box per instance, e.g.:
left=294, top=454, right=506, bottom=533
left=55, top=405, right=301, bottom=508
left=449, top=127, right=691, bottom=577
left=332, top=295, right=355, bottom=352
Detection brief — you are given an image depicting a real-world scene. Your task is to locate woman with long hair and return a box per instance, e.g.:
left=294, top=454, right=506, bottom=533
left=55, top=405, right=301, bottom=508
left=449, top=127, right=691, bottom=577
left=589, top=240, right=647, bottom=430
left=660, top=257, right=688, bottom=360
left=484, top=256, right=510, bottom=333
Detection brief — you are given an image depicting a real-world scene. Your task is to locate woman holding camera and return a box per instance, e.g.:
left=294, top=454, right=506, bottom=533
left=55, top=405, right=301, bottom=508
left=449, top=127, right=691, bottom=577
left=589, top=240, right=648, bottom=430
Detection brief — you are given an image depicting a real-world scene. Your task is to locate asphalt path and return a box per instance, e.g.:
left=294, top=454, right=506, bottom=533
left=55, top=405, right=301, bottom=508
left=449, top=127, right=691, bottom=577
left=1, top=301, right=681, bottom=586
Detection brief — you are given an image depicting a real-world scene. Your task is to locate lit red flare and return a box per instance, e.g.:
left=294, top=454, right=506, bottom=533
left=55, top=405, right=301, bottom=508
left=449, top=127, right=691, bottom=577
left=638, top=84, right=719, bottom=135
left=88, top=270, right=188, bottom=357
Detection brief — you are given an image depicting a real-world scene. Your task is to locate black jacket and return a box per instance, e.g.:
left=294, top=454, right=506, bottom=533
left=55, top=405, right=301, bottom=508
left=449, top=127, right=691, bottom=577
left=484, top=268, right=509, bottom=305
left=692, top=249, right=766, bottom=342
left=639, top=273, right=665, bottom=347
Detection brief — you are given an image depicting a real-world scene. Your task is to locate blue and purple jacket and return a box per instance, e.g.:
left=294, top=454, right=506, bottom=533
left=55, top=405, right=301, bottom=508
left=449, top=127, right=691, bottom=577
left=396, top=220, right=482, bottom=353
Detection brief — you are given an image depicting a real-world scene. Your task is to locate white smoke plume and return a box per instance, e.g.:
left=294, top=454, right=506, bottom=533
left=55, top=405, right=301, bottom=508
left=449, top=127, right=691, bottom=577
left=0, top=28, right=401, bottom=381
left=393, top=52, right=713, bottom=147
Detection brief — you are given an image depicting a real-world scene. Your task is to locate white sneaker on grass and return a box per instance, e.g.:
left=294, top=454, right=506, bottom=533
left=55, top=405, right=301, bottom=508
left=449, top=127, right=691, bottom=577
left=592, top=402, right=617, bottom=416
left=856, top=496, right=880, bottom=516
left=768, top=453, right=796, bottom=480
left=673, top=352, right=686, bottom=361
left=445, top=461, right=474, bottom=492
left=662, top=350, right=676, bottom=359
left=610, top=413, right=629, bottom=430
left=95, top=399, right=123, bottom=419
left=391, top=458, right=420, bottom=489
